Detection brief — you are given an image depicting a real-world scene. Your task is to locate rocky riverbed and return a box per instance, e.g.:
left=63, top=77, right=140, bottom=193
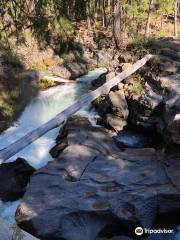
left=93, top=39, right=180, bottom=149
left=0, top=39, right=179, bottom=240
left=15, top=116, right=180, bottom=240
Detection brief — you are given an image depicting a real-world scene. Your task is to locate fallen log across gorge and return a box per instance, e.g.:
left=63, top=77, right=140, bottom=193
left=0, top=54, right=153, bottom=164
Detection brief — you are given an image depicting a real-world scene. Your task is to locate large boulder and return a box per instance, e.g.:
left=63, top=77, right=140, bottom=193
left=157, top=74, right=180, bottom=145
left=93, top=88, right=129, bottom=132
left=91, top=71, right=116, bottom=89
left=0, top=158, right=35, bottom=201
left=167, top=114, right=180, bottom=144
left=106, top=89, right=129, bottom=131
left=160, top=48, right=180, bottom=62
left=159, top=58, right=180, bottom=75
left=125, top=72, right=179, bottom=145
left=109, top=90, right=129, bottom=119
left=94, top=50, right=114, bottom=67
left=64, top=62, right=88, bottom=79
left=123, top=40, right=180, bottom=143
left=49, top=62, right=88, bottom=80
left=49, top=65, right=72, bottom=79
left=16, top=117, right=180, bottom=240
left=106, top=114, right=127, bottom=132
left=126, top=81, right=163, bottom=130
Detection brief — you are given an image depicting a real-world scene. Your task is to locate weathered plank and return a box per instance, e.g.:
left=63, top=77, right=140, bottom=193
left=40, top=74, right=75, bottom=83
left=0, top=54, right=153, bottom=164
left=0, top=219, right=39, bottom=240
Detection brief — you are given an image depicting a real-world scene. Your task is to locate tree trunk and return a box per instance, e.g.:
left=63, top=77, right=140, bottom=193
left=174, top=1, right=178, bottom=37
left=86, top=0, right=91, bottom=30
left=108, top=0, right=111, bottom=13
left=94, top=0, right=98, bottom=27
left=102, top=0, right=106, bottom=27
left=113, top=0, right=121, bottom=49
left=145, top=0, right=153, bottom=38
left=106, top=0, right=112, bottom=27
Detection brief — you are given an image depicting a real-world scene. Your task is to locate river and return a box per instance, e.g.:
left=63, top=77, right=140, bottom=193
left=0, top=67, right=179, bottom=239
left=0, top=68, right=107, bottom=223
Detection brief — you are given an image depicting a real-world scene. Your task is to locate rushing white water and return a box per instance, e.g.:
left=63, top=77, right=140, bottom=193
left=0, top=68, right=106, bottom=169
left=0, top=68, right=106, bottom=223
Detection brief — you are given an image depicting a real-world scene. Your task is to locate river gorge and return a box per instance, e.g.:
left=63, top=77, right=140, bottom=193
left=0, top=40, right=179, bottom=240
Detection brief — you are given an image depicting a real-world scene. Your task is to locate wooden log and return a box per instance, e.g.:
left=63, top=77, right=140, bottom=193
left=40, top=75, right=75, bottom=84
left=0, top=54, right=153, bottom=164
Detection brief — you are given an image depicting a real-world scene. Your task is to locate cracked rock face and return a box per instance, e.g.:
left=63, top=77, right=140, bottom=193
left=125, top=40, right=180, bottom=146
left=16, top=117, right=180, bottom=240
left=93, top=89, right=129, bottom=132
left=160, top=74, right=180, bottom=145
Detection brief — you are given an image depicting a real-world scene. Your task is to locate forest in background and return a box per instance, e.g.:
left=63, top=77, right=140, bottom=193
left=0, top=2, right=180, bottom=239
left=0, top=0, right=179, bottom=51
left=0, top=0, right=179, bottom=132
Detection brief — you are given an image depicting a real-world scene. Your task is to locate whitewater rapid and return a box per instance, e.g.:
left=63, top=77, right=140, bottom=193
left=0, top=68, right=106, bottom=223
left=0, top=68, right=106, bottom=169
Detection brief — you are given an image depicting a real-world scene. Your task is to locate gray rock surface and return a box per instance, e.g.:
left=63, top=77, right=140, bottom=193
left=0, top=158, right=35, bottom=201
left=105, top=89, right=129, bottom=131
left=91, top=71, right=115, bottom=89
left=157, top=74, right=180, bottom=144
left=16, top=117, right=180, bottom=240
left=0, top=219, right=39, bottom=240
left=126, top=46, right=180, bottom=146
left=49, top=62, right=88, bottom=80
left=127, top=89, right=163, bottom=130
left=95, top=50, right=113, bottom=66
left=159, top=60, right=180, bottom=75
left=93, top=88, right=129, bottom=131
left=167, top=114, right=180, bottom=144
left=106, top=114, right=127, bottom=132
left=109, top=90, right=129, bottom=119
left=160, top=48, right=180, bottom=61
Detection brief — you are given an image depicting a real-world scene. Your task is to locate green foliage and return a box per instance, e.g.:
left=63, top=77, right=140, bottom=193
left=0, top=0, right=74, bottom=51
left=123, top=0, right=149, bottom=37
left=155, top=0, right=174, bottom=15
left=0, top=91, right=17, bottom=117
left=40, top=78, right=56, bottom=90
left=0, top=0, right=177, bottom=50
left=92, top=96, right=107, bottom=115
left=126, top=75, right=144, bottom=96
